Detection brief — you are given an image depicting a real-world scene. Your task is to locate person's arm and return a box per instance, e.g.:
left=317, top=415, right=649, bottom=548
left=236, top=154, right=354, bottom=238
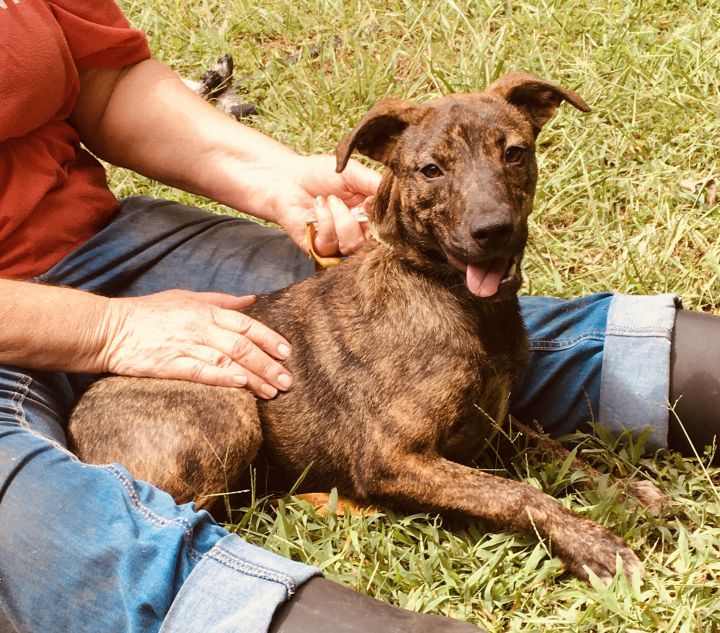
left=70, top=60, right=380, bottom=255
left=0, top=279, right=293, bottom=398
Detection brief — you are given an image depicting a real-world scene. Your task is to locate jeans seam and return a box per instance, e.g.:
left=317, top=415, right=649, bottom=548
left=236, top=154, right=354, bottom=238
left=104, top=464, right=203, bottom=561
left=529, top=329, right=605, bottom=351
left=209, top=545, right=298, bottom=595
left=606, top=325, right=673, bottom=339
left=188, top=548, right=203, bottom=563
left=23, top=425, right=79, bottom=461
left=11, top=374, right=32, bottom=429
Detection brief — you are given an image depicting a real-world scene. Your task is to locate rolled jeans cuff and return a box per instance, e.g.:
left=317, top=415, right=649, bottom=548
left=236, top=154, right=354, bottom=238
left=160, top=534, right=320, bottom=633
left=599, top=293, right=681, bottom=451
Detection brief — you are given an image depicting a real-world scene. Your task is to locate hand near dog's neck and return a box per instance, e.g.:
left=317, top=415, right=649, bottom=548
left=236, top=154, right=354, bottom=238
left=365, top=176, right=407, bottom=255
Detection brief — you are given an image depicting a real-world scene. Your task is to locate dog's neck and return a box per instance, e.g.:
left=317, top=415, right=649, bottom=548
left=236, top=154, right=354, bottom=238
left=366, top=191, right=472, bottom=294
left=367, top=220, right=395, bottom=254
left=367, top=178, right=436, bottom=269
left=358, top=234, right=519, bottom=319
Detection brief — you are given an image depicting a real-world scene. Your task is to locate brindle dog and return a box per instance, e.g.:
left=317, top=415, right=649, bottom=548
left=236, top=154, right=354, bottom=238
left=68, top=72, right=642, bottom=582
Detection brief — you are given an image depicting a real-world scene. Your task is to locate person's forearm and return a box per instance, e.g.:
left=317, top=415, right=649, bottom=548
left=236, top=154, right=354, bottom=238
left=71, top=59, right=299, bottom=224
left=0, top=280, right=110, bottom=372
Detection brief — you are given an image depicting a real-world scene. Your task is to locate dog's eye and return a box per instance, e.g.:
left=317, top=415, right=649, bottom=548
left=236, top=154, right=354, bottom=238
left=504, top=146, right=526, bottom=165
left=420, top=163, right=443, bottom=179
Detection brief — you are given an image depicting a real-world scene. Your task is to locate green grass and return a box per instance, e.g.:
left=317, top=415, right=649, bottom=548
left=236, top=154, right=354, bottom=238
left=116, top=1, right=720, bottom=630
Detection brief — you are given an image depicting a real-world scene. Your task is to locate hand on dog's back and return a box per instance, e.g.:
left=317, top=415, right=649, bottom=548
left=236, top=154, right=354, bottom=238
left=98, top=289, right=293, bottom=398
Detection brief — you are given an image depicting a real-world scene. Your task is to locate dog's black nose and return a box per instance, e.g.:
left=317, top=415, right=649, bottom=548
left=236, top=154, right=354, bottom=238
left=471, top=218, right=514, bottom=249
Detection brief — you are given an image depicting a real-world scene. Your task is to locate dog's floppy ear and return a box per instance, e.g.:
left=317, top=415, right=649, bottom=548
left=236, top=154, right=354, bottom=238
left=486, top=72, right=590, bottom=135
left=336, top=98, right=422, bottom=173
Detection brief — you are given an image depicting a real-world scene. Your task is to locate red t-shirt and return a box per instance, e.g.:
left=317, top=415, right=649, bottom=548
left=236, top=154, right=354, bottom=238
left=0, top=0, right=150, bottom=279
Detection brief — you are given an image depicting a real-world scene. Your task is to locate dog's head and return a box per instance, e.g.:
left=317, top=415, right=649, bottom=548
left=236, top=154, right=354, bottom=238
left=336, top=72, right=589, bottom=299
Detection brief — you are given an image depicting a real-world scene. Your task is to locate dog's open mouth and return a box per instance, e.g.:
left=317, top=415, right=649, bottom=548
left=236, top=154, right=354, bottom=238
left=445, top=252, right=520, bottom=298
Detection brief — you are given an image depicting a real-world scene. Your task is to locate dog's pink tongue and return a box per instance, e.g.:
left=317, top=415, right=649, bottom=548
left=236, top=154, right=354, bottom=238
left=466, top=259, right=507, bottom=297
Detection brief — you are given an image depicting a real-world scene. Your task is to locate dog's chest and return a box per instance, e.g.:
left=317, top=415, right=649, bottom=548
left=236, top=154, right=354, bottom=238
left=440, top=371, right=514, bottom=464
left=405, top=293, right=527, bottom=463
left=252, top=261, right=527, bottom=484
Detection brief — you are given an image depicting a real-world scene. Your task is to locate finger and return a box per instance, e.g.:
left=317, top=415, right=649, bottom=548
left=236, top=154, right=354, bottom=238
left=241, top=368, right=284, bottom=399
left=174, top=348, right=282, bottom=399
left=341, top=159, right=382, bottom=198
left=360, top=221, right=372, bottom=240
left=355, top=196, right=374, bottom=240
left=176, top=345, right=249, bottom=386
left=212, top=308, right=291, bottom=360
left=205, top=326, right=293, bottom=392
left=229, top=295, right=257, bottom=310
left=183, top=291, right=257, bottom=311
left=311, top=196, right=340, bottom=256
left=326, top=195, right=366, bottom=255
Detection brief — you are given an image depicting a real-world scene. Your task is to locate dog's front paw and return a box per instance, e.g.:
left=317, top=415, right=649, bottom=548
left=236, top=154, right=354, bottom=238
left=553, top=518, right=643, bottom=583
left=624, top=479, right=667, bottom=516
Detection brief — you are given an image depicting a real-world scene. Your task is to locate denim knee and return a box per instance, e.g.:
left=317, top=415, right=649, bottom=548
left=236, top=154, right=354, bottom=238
left=512, top=293, right=611, bottom=436
left=513, top=293, right=678, bottom=449
left=35, top=196, right=316, bottom=297
left=0, top=365, right=319, bottom=633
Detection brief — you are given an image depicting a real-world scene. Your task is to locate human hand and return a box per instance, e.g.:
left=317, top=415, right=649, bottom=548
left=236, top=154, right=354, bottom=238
left=274, top=154, right=381, bottom=257
left=98, top=290, right=293, bottom=399
left=73, top=61, right=381, bottom=259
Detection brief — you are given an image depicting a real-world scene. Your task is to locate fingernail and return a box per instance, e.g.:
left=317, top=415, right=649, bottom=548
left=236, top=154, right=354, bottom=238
left=233, top=374, right=247, bottom=386
left=261, top=384, right=278, bottom=399
left=277, top=343, right=291, bottom=358
left=277, top=373, right=292, bottom=390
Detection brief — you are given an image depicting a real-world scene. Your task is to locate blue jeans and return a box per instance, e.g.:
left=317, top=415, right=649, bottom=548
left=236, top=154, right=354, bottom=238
left=0, top=197, right=678, bottom=632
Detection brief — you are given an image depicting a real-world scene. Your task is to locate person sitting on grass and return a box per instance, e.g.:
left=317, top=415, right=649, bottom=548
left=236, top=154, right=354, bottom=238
left=0, top=1, right=717, bottom=632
